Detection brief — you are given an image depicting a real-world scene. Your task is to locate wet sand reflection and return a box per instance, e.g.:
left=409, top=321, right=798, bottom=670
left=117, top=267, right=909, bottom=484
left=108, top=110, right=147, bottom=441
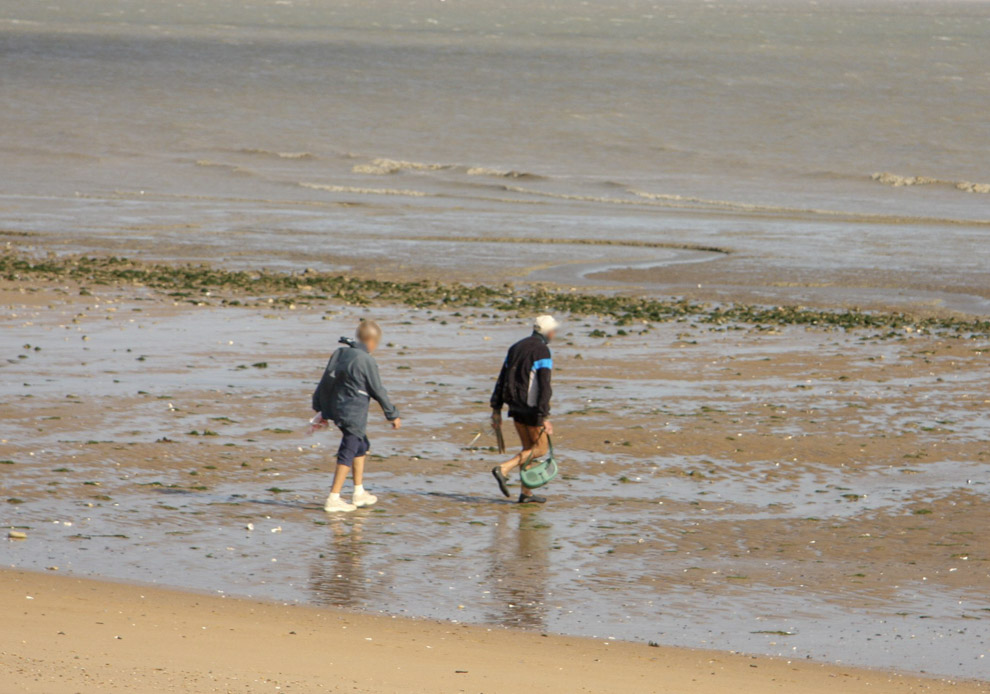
left=484, top=509, right=552, bottom=631
left=308, top=515, right=367, bottom=609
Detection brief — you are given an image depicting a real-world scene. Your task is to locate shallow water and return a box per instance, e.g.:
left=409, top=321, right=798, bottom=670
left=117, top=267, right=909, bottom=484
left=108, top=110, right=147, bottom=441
left=7, top=460, right=988, bottom=674
left=3, top=294, right=989, bottom=678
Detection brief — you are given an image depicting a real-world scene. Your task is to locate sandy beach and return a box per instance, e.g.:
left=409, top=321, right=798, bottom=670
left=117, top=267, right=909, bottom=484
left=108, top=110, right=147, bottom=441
left=1, top=568, right=985, bottom=694
left=3, top=0, right=990, bottom=687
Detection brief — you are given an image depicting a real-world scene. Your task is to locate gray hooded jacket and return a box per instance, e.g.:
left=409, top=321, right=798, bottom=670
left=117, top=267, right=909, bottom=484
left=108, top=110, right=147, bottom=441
left=312, top=338, right=399, bottom=438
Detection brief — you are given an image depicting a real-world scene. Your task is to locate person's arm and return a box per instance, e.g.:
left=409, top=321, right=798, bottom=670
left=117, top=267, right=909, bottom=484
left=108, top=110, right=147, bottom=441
left=534, top=352, right=553, bottom=425
left=365, top=357, right=400, bottom=423
left=490, top=355, right=508, bottom=419
left=311, top=384, right=321, bottom=414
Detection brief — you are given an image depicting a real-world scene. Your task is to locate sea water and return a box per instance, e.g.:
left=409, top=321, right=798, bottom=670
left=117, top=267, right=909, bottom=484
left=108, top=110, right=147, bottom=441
left=1, top=0, right=988, bottom=312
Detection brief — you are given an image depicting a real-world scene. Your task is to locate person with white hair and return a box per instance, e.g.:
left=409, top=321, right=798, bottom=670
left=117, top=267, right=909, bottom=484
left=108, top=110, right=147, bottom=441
left=312, top=319, right=402, bottom=512
left=489, top=314, right=560, bottom=503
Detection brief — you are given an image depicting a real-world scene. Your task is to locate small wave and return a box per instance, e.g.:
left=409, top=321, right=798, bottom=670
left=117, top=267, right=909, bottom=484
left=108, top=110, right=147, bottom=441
left=237, top=148, right=315, bottom=160
left=503, top=184, right=792, bottom=214
left=353, top=158, right=450, bottom=175
left=503, top=185, right=727, bottom=211
left=408, top=235, right=728, bottom=254
left=872, top=172, right=943, bottom=187
left=2, top=145, right=100, bottom=161
left=464, top=167, right=544, bottom=180
left=349, top=156, right=543, bottom=180
left=630, top=189, right=774, bottom=211
left=500, top=185, right=990, bottom=226
left=195, top=160, right=256, bottom=176
left=629, top=187, right=990, bottom=221
left=871, top=172, right=990, bottom=194
left=299, top=182, right=429, bottom=197
left=504, top=185, right=653, bottom=207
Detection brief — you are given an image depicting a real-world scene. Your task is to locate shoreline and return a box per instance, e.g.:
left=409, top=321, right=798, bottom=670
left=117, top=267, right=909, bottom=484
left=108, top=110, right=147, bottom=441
left=2, top=247, right=988, bottom=336
left=1, top=568, right=985, bottom=693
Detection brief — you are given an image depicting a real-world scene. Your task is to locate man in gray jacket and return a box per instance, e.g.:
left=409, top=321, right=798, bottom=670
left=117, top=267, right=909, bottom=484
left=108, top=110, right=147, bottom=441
left=312, top=320, right=402, bottom=512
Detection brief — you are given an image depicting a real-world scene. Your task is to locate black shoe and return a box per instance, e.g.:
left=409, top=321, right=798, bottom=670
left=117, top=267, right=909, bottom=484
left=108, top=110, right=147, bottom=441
left=518, top=493, right=546, bottom=504
left=492, top=467, right=511, bottom=498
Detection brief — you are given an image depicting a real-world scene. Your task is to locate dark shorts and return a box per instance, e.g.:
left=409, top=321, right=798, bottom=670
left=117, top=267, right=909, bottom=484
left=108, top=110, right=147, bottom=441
left=509, top=407, right=543, bottom=427
left=337, top=432, right=371, bottom=467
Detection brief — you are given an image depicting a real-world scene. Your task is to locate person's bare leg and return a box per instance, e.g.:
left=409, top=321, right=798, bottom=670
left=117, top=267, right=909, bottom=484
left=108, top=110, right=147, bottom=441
left=352, top=455, right=367, bottom=487
left=351, top=454, right=379, bottom=507
left=519, top=425, right=548, bottom=498
left=500, top=422, right=546, bottom=477
left=498, top=421, right=535, bottom=476
left=325, top=460, right=358, bottom=512
left=330, top=463, right=350, bottom=494
left=530, top=425, right=549, bottom=458
left=497, top=451, right=524, bottom=477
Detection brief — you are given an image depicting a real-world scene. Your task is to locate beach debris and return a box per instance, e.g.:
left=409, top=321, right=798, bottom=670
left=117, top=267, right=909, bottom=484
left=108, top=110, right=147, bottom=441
left=271, top=526, right=282, bottom=533
left=8, top=530, right=27, bottom=540
left=246, top=523, right=254, bottom=531
left=493, top=421, right=506, bottom=454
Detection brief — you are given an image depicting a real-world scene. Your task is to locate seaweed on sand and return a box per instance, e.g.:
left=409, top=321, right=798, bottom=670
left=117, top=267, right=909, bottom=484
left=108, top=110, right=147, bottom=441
left=2, top=250, right=988, bottom=337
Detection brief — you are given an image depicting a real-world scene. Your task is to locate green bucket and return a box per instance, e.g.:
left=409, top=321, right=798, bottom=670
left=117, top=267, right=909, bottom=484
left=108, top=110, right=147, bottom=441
left=519, top=437, right=559, bottom=489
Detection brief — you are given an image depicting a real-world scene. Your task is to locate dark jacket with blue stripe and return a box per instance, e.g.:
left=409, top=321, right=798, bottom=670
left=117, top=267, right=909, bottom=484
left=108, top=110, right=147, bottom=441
left=490, top=332, right=553, bottom=424
left=312, top=338, right=399, bottom=438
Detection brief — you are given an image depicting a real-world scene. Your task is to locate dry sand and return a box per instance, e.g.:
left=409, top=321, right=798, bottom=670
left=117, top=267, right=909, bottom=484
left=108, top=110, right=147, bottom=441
left=1, top=568, right=985, bottom=694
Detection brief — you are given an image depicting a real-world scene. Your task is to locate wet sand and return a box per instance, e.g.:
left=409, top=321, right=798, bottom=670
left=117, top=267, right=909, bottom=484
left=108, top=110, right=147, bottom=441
left=10, top=223, right=990, bottom=318
left=2, top=262, right=989, bottom=680
left=586, top=261, right=990, bottom=319
left=5, top=569, right=985, bottom=694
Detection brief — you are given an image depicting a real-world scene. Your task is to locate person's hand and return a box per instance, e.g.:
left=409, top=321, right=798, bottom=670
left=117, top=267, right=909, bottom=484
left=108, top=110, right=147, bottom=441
left=543, top=420, right=553, bottom=436
left=391, top=417, right=402, bottom=430
left=491, top=410, right=502, bottom=427
left=307, top=413, right=328, bottom=434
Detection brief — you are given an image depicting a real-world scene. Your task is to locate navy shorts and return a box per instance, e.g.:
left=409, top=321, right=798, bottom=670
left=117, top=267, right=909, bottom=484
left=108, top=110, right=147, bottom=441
left=337, top=432, right=370, bottom=467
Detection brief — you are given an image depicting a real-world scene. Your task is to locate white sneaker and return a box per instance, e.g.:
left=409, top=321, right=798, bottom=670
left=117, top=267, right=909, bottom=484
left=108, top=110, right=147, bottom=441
left=352, top=489, right=378, bottom=507
left=324, top=495, right=357, bottom=513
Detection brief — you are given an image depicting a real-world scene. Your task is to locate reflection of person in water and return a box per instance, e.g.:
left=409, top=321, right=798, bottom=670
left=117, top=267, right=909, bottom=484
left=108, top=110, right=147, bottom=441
left=485, top=510, right=552, bottom=630
left=308, top=515, right=366, bottom=608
